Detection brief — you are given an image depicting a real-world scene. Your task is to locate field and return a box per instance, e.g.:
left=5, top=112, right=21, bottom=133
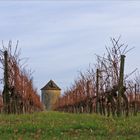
left=0, top=112, right=140, bottom=140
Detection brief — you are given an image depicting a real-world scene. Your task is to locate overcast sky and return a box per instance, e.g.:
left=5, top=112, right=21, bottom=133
left=0, top=1, right=140, bottom=95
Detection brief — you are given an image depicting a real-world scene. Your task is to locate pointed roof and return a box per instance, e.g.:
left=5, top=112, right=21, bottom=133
left=41, top=80, right=61, bottom=90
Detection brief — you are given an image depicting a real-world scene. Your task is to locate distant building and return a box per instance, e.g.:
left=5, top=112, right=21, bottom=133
left=41, top=80, right=61, bottom=110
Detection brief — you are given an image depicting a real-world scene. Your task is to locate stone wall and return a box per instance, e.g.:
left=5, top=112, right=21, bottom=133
left=42, top=90, right=60, bottom=110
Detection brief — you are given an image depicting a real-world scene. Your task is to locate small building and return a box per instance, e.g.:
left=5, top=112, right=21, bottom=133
left=41, top=80, right=61, bottom=110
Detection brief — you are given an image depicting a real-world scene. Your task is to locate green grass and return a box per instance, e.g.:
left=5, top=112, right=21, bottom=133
left=0, top=111, right=139, bottom=140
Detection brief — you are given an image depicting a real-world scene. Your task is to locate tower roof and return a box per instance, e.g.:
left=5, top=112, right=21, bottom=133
left=41, top=80, right=61, bottom=90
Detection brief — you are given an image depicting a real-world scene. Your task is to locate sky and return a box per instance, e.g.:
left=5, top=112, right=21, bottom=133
left=0, top=1, right=140, bottom=95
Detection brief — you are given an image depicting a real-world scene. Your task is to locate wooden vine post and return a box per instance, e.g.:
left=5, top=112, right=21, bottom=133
left=117, top=55, right=125, bottom=117
left=96, top=69, right=99, bottom=114
left=134, top=84, right=137, bottom=116
left=3, top=51, right=10, bottom=113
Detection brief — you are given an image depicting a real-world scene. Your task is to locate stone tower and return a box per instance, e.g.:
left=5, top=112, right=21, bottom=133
left=41, top=80, right=61, bottom=110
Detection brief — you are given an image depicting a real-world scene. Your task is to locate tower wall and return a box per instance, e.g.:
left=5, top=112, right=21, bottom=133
left=42, top=89, right=60, bottom=110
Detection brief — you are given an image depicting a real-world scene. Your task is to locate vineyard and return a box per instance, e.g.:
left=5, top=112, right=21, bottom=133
left=0, top=41, right=43, bottom=114
left=54, top=38, right=140, bottom=117
left=0, top=38, right=140, bottom=117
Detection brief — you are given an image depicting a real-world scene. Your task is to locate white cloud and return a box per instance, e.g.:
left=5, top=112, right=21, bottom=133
left=0, top=1, right=140, bottom=92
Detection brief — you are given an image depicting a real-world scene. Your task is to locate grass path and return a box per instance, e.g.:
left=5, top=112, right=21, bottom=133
left=0, top=111, right=140, bottom=140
